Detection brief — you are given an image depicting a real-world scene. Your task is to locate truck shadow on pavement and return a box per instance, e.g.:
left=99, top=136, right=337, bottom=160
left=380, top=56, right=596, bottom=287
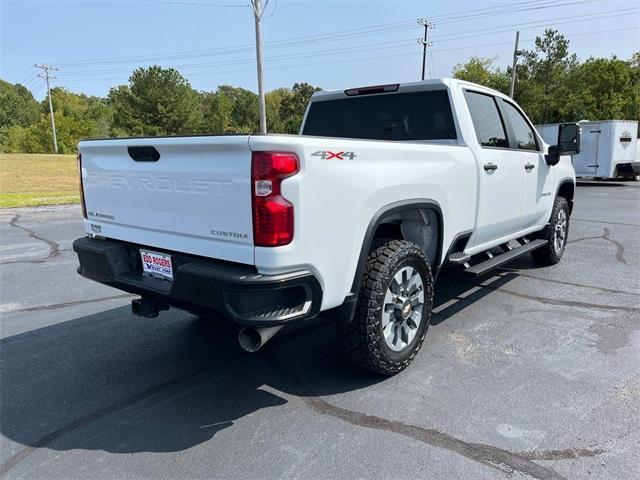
left=575, top=180, right=630, bottom=187
left=0, top=269, right=518, bottom=467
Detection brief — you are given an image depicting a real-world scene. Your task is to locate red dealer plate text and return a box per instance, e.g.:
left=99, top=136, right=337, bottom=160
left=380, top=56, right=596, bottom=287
left=140, top=249, right=174, bottom=281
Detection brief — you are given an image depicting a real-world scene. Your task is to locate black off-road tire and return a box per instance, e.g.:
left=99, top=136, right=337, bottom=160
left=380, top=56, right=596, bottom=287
left=531, top=196, right=570, bottom=266
left=336, top=240, right=434, bottom=376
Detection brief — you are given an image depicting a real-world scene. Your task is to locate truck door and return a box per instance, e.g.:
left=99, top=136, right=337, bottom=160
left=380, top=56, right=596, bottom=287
left=498, top=99, right=554, bottom=230
left=463, top=90, right=525, bottom=247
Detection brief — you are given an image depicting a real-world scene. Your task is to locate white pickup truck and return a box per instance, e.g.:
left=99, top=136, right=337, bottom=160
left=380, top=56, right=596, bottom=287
left=73, top=78, right=579, bottom=375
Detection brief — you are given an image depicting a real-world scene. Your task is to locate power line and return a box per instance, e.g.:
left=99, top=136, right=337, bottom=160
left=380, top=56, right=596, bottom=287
left=433, top=0, right=604, bottom=24
left=266, top=0, right=278, bottom=17
left=54, top=25, right=639, bottom=87
left=57, top=39, right=416, bottom=76
left=429, top=49, right=436, bottom=78
left=141, top=0, right=249, bottom=7
left=55, top=22, right=637, bottom=84
left=22, top=75, right=42, bottom=89
left=430, top=7, right=639, bottom=42
left=49, top=19, right=416, bottom=67
left=38, top=0, right=638, bottom=96
left=15, top=66, right=36, bottom=84
left=45, top=0, right=597, bottom=68
left=430, top=0, right=573, bottom=20
left=54, top=8, right=638, bottom=78
left=55, top=5, right=631, bottom=74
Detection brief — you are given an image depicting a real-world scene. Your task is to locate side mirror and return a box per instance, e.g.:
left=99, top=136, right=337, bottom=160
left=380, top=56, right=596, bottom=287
left=557, top=123, right=581, bottom=155
left=546, top=123, right=580, bottom=166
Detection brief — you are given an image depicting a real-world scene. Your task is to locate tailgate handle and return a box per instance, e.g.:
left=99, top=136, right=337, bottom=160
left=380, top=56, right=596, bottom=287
left=128, top=146, right=160, bottom=162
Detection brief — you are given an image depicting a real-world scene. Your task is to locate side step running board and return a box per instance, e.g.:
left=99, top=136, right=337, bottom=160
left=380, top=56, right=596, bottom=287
left=464, top=239, right=548, bottom=276
left=448, top=252, right=471, bottom=265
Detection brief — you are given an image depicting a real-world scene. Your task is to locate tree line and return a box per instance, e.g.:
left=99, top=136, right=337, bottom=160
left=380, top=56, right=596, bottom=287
left=453, top=29, right=639, bottom=126
left=1, top=29, right=638, bottom=154
left=0, top=70, right=319, bottom=154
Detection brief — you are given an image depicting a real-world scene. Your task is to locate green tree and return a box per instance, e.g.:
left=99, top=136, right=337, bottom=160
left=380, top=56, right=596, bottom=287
left=200, top=90, right=235, bottom=133
left=279, top=82, right=320, bottom=133
left=217, top=85, right=259, bottom=133
left=198, top=86, right=260, bottom=133
left=0, top=111, right=96, bottom=154
left=49, top=87, right=90, bottom=119
left=452, top=56, right=510, bottom=93
left=565, top=56, right=640, bottom=122
left=265, top=87, right=291, bottom=133
left=448, top=31, right=639, bottom=127
left=47, top=87, right=113, bottom=137
left=109, top=66, right=201, bottom=136
left=517, top=29, right=578, bottom=123
left=0, top=80, right=40, bottom=129
left=0, top=125, right=42, bottom=153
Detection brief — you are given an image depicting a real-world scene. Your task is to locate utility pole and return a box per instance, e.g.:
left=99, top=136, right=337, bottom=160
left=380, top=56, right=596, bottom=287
left=509, top=31, right=522, bottom=98
left=251, top=0, right=269, bottom=134
left=417, top=19, right=433, bottom=81
left=35, top=63, right=59, bottom=154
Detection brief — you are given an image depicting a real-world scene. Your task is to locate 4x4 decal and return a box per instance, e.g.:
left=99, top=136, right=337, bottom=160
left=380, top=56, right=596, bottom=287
left=312, top=150, right=356, bottom=160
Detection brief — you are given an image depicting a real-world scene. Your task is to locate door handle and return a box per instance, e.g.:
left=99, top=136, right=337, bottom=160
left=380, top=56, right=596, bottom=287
left=525, top=163, right=535, bottom=171
left=483, top=163, right=498, bottom=171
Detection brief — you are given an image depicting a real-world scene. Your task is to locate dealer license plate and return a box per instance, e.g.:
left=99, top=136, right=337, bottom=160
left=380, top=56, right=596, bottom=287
left=140, top=249, right=174, bottom=280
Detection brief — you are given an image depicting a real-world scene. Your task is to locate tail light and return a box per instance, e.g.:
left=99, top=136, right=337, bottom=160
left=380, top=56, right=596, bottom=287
left=251, top=151, right=299, bottom=247
left=77, top=154, right=87, bottom=219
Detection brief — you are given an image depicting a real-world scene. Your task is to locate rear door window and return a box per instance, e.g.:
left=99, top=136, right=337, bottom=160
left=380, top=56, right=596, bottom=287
left=463, top=91, right=508, bottom=148
left=302, top=90, right=457, bottom=141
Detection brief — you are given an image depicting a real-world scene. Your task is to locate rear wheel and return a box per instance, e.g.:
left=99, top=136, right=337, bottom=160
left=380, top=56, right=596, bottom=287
left=337, top=240, right=433, bottom=376
left=531, top=196, right=570, bottom=266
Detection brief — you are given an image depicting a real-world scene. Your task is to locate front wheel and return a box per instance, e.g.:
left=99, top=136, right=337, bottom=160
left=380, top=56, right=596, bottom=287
left=336, top=240, right=434, bottom=376
left=531, top=196, right=570, bottom=266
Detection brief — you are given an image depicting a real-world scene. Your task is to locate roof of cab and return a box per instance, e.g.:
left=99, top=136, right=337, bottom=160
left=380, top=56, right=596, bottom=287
left=310, top=78, right=506, bottom=103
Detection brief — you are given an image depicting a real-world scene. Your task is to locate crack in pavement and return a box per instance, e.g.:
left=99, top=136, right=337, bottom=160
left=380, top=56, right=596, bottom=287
left=518, top=447, right=606, bottom=461
left=0, top=317, right=608, bottom=480
left=462, top=276, right=639, bottom=314
left=300, top=395, right=566, bottom=479
left=0, top=207, right=627, bottom=477
left=497, top=268, right=640, bottom=297
left=263, top=357, right=606, bottom=480
left=572, top=218, right=640, bottom=228
left=1, top=215, right=61, bottom=266
left=581, top=194, right=639, bottom=201
left=2, top=294, right=134, bottom=315
left=568, top=228, right=626, bottom=264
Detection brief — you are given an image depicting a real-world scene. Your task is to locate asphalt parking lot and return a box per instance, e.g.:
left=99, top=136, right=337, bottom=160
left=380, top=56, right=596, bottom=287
left=1, top=181, right=638, bottom=480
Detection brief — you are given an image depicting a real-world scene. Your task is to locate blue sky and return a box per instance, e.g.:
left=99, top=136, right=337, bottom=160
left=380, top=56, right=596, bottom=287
left=1, top=0, right=639, bottom=100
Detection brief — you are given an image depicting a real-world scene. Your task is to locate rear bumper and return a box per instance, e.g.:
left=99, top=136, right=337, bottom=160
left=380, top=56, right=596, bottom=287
left=72, top=237, right=322, bottom=326
left=616, top=161, right=640, bottom=175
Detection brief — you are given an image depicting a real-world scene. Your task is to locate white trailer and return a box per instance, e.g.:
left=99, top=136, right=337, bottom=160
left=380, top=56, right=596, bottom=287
left=536, top=120, right=639, bottom=179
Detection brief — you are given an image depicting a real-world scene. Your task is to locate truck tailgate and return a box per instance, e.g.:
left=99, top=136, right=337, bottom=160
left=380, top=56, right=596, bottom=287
left=79, top=135, right=254, bottom=265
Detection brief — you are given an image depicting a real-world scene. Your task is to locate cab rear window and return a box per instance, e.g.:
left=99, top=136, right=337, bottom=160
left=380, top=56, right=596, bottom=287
left=302, top=90, right=457, bottom=141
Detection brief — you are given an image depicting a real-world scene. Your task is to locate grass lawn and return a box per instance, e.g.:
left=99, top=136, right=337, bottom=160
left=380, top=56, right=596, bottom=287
left=0, top=154, right=80, bottom=208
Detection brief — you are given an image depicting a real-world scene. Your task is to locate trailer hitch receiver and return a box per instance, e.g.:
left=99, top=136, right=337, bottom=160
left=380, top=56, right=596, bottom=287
left=132, top=297, right=169, bottom=318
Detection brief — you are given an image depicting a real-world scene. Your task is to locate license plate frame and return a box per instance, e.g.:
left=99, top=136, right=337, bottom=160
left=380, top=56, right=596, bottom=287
left=140, top=249, right=174, bottom=281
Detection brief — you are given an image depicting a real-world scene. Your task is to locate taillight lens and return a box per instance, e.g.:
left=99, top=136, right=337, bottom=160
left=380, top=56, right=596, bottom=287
left=252, top=152, right=299, bottom=247
left=77, top=153, right=87, bottom=219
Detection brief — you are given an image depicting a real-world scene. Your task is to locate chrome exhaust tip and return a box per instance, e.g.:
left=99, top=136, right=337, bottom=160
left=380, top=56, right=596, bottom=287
left=238, top=325, right=284, bottom=352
